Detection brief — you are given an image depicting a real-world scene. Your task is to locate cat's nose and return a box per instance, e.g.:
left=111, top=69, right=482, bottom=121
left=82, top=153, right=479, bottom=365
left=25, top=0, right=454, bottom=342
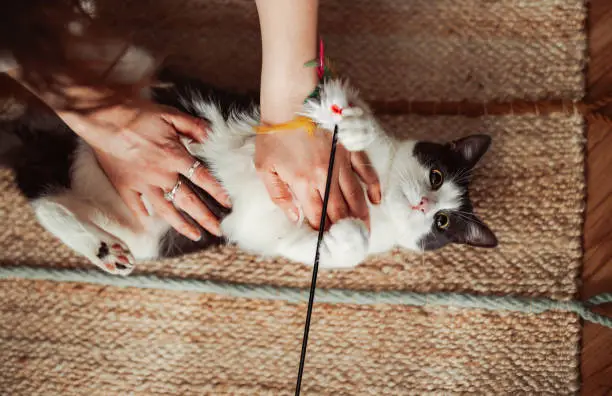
left=411, top=197, right=429, bottom=213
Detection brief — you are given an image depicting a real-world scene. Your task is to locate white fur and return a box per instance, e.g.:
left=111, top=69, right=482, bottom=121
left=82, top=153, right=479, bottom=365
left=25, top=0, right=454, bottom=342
left=32, top=79, right=464, bottom=275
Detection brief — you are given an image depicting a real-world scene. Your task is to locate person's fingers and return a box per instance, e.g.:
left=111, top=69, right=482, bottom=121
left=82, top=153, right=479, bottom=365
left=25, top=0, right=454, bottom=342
left=119, top=188, right=150, bottom=220
left=145, top=187, right=202, bottom=241
left=166, top=145, right=231, bottom=208
left=173, top=183, right=222, bottom=236
left=318, top=168, right=349, bottom=225
left=293, top=179, right=324, bottom=229
left=260, top=171, right=300, bottom=223
left=351, top=151, right=381, bottom=204
left=178, top=157, right=232, bottom=208
left=161, top=111, right=209, bottom=143
left=339, top=165, right=370, bottom=229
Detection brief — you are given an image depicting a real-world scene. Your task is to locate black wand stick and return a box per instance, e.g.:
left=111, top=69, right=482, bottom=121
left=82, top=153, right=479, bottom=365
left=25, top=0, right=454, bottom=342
left=294, top=125, right=339, bottom=395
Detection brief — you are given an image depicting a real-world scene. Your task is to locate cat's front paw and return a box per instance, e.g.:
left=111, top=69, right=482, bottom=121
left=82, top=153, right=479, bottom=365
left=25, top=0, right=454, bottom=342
left=94, top=240, right=135, bottom=276
left=300, top=79, right=378, bottom=152
left=320, top=218, right=369, bottom=269
left=337, top=110, right=377, bottom=152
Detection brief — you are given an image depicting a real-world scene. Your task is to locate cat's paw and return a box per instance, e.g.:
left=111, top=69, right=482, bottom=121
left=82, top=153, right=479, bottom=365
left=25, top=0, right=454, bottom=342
left=301, top=79, right=353, bottom=130
left=337, top=111, right=377, bottom=152
left=94, top=240, right=135, bottom=276
left=300, top=79, right=378, bottom=151
left=320, top=218, right=369, bottom=269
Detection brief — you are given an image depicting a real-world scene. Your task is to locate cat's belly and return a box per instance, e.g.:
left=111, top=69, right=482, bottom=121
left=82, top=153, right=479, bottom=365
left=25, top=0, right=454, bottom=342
left=220, top=179, right=295, bottom=254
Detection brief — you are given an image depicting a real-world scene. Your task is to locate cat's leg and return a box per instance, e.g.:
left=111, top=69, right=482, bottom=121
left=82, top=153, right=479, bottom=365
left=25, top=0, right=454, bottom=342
left=32, top=196, right=135, bottom=275
left=301, top=79, right=383, bottom=152
left=276, top=218, right=369, bottom=269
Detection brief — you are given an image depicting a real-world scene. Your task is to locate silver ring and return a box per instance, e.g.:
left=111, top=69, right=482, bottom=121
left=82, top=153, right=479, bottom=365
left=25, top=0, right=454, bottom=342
left=164, top=179, right=182, bottom=203
left=186, top=160, right=202, bottom=181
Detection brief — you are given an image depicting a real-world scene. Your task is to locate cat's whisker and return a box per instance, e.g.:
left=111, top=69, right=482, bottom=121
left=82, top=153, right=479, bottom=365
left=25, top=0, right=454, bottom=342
left=454, top=210, right=487, bottom=227
left=451, top=168, right=473, bottom=184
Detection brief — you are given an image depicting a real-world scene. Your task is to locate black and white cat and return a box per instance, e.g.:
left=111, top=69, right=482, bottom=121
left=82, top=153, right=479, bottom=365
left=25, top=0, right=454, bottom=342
left=1, top=70, right=497, bottom=276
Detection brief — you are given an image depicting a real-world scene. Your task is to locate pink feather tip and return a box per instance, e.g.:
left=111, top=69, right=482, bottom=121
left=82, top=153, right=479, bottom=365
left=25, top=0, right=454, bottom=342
left=317, top=38, right=325, bottom=79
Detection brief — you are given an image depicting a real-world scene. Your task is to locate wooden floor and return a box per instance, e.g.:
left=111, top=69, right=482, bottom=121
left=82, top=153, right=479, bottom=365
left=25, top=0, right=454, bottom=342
left=581, top=0, right=612, bottom=394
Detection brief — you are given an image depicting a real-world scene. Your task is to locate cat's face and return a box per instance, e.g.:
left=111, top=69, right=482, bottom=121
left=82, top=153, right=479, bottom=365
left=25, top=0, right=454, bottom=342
left=386, top=134, right=497, bottom=252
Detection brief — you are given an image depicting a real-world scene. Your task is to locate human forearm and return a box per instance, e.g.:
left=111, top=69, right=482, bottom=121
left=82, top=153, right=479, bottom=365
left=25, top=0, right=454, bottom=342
left=255, top=0, right=319, bottom=124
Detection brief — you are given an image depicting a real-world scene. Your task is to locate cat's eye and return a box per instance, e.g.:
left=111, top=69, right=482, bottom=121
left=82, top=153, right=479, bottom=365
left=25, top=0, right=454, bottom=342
left=429, top=169, right=444, bottom=190
left=435, top=212, right=450, bottom=230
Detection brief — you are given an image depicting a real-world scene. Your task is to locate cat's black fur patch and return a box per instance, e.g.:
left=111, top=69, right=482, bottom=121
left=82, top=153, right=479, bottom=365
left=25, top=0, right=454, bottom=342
left=153, top=68, right=259, bottom=121
left=413, top=135, right=497, bottom=250
left=0, top=107, right=77, bottom=199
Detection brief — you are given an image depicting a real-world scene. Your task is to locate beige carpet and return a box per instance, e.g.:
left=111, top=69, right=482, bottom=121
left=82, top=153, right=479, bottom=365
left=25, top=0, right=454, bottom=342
left=0, top=0, right=587, bottom=394
left=96, top=0, right=587, bottom=102
left=0, top=279, right=580, bottom=395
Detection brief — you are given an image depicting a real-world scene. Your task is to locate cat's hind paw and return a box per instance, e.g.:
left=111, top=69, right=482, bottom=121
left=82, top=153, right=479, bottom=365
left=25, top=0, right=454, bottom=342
left=320, top=218, right=369, bottom=269
left=94, top=240, right=135, bottom=276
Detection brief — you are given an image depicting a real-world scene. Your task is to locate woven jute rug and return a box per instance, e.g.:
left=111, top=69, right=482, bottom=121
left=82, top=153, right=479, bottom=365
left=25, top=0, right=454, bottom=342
left=0, top=0, right=587, bottom=394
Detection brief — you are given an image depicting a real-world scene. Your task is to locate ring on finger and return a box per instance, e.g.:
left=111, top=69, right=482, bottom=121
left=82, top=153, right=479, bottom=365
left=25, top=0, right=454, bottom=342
left=186, top=160, right=202, bottom=181
left=164, top=179, right=182, bottom=204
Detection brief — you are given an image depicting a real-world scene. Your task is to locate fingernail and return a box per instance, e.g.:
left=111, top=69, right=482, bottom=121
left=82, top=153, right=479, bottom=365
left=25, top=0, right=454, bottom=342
left=367, top=191, right=376, bottom=204
left=289, top=209, right=299, bottom=222
left=370, top=188, right=382, bottom=204
left=222, top=193, right=232, bottom=207
left=190, top=231, right=202, bottom=242
left=212, top=226, right=223, bottom=237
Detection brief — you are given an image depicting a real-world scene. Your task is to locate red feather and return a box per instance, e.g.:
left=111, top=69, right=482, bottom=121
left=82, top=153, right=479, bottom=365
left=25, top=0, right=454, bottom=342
left=331, top=104, right=343, bottom=115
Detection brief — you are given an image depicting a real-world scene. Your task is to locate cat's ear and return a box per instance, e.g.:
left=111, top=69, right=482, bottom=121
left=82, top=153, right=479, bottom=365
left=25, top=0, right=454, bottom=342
left=455, top=216, right=498, bottom=248
left=450, top=134, right=492, bottom=168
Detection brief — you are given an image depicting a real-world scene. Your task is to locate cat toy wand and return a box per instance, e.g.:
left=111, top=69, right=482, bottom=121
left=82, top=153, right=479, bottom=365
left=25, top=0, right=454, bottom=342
left=294, top=38, right=339, bottom=396
left=294, top=124, right=338, bottom=396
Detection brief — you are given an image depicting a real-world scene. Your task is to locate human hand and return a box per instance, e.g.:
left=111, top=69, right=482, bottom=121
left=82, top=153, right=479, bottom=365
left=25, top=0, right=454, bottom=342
left=58, top=99, right=231, bottom=241
left=254, top=127, right=381, bottom=230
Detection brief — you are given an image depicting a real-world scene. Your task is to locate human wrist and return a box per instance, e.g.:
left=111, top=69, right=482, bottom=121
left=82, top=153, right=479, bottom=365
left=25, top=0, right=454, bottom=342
left=56, top=97, right=144, bottom=154
left=260, top=65, right=318, bottom=125
left=256, top=0, right=319, bottom=125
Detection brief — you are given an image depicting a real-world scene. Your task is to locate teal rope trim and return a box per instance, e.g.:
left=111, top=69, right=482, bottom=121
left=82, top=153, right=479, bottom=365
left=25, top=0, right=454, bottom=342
left=1, top=265, right=611, bottom=328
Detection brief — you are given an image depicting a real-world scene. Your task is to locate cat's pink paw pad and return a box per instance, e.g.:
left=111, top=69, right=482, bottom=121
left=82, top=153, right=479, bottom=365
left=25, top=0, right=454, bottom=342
left=96, top=241, right=135, bottom=275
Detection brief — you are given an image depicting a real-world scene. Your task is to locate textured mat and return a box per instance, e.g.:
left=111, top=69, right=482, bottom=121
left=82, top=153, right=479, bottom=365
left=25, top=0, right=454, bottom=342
left=95, top=0, right=587, bottom=101
left=0, top=114, right=585, bottom=394
left=0, top=0, right=587, bottom=394
left=0, top=279, right=580, bottom=395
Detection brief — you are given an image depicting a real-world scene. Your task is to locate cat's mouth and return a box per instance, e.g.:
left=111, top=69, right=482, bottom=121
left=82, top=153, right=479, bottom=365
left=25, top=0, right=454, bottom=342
left=409, top=209, right=427, bottom=218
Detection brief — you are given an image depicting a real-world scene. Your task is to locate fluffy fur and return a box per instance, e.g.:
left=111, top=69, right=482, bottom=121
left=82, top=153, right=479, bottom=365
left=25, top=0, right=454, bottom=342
left=1, top=72, right=497, bottom=276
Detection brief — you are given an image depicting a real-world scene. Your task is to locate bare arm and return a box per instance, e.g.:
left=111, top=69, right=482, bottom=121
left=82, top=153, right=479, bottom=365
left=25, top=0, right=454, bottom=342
left=256, top=0, right=319, bottom=124
left=254, top=0, right=380, bottom=229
